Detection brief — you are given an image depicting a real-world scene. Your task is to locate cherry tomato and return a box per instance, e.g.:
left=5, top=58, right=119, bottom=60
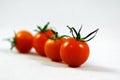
left=33, top=22, right=55, bottom=56
left=44, top=37, right=66, bottom=62
left=15, top=30, right=33, bottom=53
left=60, top=26, right=99, bottom=67
left=60, top=37, right=89, bottom=67
left=8, top=30, right=33, bottom=53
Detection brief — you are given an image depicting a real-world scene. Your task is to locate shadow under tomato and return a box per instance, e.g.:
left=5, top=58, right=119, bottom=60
left=41, top=59, right=68, bottom=68
left=26, top=51, right=67, bottom=68
left=75, top=63, right=120, bottom=74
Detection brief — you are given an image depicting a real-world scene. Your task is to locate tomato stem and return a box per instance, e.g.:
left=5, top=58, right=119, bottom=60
left=6, top=38, right=16, bottom=50
left=35, top=22, right=50, bottom=32
left=82, top=28, right=99, bottom=42
left=5, top=31, right=17, bottom=50
left=49, top=31, right=69, bottom=40
left=42, top=22, right=50, bottom=32
left=67, top=25, right=99, bottom=42
left=78, top=25, right=82, bottom=38
left=67, top=26, right=75, bottom=38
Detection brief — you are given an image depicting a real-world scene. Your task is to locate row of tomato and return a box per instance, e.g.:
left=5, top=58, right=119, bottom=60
left=7, top=22, right=99, bottom=67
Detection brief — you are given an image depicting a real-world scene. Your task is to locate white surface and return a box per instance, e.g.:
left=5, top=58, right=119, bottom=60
left=0, top=0, right=120, bottom=80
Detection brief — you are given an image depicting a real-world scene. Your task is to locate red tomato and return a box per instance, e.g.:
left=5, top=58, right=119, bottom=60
left=33, top=29, right=54, bottom=56
left=60, top=37, right=90, bottom=67
left=44, top=38, right=66, bottom=62
left=14, top=30, right=33, bottom=53
left=33, top=22, right=55, bottom=56
left=60, top=26, right=99, bottom=67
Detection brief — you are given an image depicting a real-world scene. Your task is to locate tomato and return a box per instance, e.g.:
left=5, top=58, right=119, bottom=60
left=60, top=37, right=89, bottom=67
left=60, top=26, right=99, bottom=67
left=33, top=22, right=55, bottom=56
left=33, top=30, right=54, bottom=56
left=44, top=37, right=66, bottom=62
left=8, top=30, right=33, bottom=53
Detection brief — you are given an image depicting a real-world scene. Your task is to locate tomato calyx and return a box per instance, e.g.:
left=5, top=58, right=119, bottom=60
left=49, top=32, right=69, bottom=40
left=34, top=22, right=55, bottom=33
left=6, top=31, right=16, bottom=50
left=67, top=25, right=99, bottom=42
left=35, top=22, right=50, bottom=32
left=7, top=38, right=16, bottom=50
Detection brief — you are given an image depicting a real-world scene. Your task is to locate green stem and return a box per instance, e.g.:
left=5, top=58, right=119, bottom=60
left=42, top=22, right=50, bottom=32
left=49, top=31, right=69, bottom=40
left=67, top=25, right=99, bottom=42
left=67, top=26, right=75, bottom=38
left=82, top=28, right=99, bottom=39
left=83, top=28, right=99, bottom=42
left=6, top=38, right=16, bottom=50
left=35, top=22, right=50, bottom=32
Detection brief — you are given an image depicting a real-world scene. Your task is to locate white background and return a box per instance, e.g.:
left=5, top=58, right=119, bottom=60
left=0, top=0, right=120, bottom=80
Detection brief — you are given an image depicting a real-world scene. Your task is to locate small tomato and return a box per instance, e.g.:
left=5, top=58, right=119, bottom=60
left=60, top=26, right=99, bottom=67
left=60, top=37, right=89, bottom=67
left=8, top=30, right=33, bottom=53
left=33, top=22, right=55, bottom=56
left=44, top=32, right=66, bottom=62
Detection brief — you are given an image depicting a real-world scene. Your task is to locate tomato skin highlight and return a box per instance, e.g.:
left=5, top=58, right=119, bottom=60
left=15, top=30, right=33, bottom=53
left=60, top=37, right=90, bottom=67
left=44, top=38, right=66, bottom=62
left=33, top=29, right=54, bottom=56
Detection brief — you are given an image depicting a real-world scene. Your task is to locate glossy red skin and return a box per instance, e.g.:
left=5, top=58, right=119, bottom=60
left=44, top=38, right=66, bottom=62
left=33, top=29, right=54, bottom=56
left=15, top=30, right=33, bottom=53
left=60, top=37, right=90, bottom=67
